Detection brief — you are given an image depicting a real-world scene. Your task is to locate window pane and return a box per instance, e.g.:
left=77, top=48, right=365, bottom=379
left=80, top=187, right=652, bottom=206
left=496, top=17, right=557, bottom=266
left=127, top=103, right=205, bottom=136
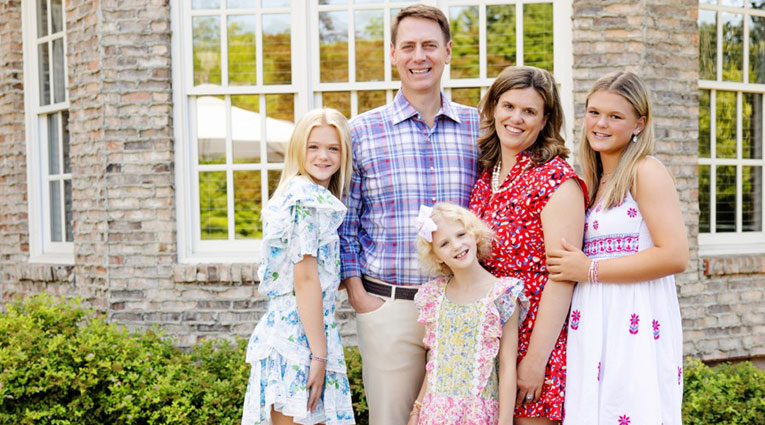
left=266, top=93, right=295, bottom=162
left=228, top=15, right=257, bottom=86
left=750, top=16, right=765, bottom=83
left=320, top=11, right=349, bottom=83
left=37, top=0, right=48, bottom=37
left=700, top=165, right=711, bottom=233
left=722, top=13, right=743, bottom=82
left=722, top=0, right=744, bottom=6
left=354, top=0, right=385, bottom=4
left=322, top=91, right=350, bottom=119
left=228, top=0, right=255, bottom=8
left=234, top=170, right=262, bottom=239
left=64, top=179, right=72, bottom=242
left=267, top=170, right=282, bottom=200
left=487, top=5, right=516, bottom=78
left=263, top=14, right=291, bottom=84
left=716, top=165, right=736, bottom=232
left=232, top=95, right=260, bottom=164
left=192, top=0, right=219, bottom=9
left=53, top=38, right=65, bottom=103
left=48, top=113, right=60, bottom=175
left=355, top=10, right=384, bottom=82
left=743, top=93, right=763, bottom=159
left=320, top=0, right=347, bottom=4
left=450, top=6, right=479, bottom=79
left=523, top=3, right=554, bottom=73
left=51, top=0, right=63, bottom=34
left=699, top=10, right=717, bottom=80
left=716, top=91, right=737, bottom=159
left=50, top=180, right=62, bottom=242
left=451, top=87, right=481, bottom=108
left=38, top=42, right=50, bottom=106
left=197, top=96, right=227, bottom=165
left=390, top=8, right=400, bottom=81
left=199, top=171, right=228, bottom=240
left=752, top=0, right=765, bottom=9
left=62, top=111, right=70, bottom=173
left=193, top=16, right=222, bottom=86
left=358, top=90, right=386, bottom=114
left=699, top=90, right=711, bottom=157
left=743, top=166, right=763, bottom=231
left=263, top=0, right=290, bottom=6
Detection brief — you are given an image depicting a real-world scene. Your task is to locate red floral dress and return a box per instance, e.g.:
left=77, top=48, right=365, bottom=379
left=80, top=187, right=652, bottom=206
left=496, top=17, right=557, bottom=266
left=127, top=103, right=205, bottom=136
left=468, top=151, right=587, bottom=420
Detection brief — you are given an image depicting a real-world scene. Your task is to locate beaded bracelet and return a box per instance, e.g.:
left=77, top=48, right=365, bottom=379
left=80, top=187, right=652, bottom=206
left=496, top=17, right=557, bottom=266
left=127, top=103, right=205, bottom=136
left=310, top=353, right=328, bottom=363
left=409, top=400, right=423, bottom=416
left=588, top=259, right=600, bottom=284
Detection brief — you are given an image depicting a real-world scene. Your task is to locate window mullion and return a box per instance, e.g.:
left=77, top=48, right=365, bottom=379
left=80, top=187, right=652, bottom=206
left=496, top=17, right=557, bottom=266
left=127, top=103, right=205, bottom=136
left=737, top=92, right=743, bottom=232
left=711, top=90, right=717, bottom=233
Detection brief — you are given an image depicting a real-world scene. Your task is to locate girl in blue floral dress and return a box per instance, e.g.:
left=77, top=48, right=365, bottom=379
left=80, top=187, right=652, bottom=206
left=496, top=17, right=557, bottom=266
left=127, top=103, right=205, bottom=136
left=241, top=109, right=356, bottom=425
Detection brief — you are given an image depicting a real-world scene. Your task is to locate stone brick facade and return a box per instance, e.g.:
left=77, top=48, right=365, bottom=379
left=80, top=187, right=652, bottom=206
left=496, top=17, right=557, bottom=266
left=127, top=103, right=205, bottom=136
left=0, top=0, right=762, bottom=361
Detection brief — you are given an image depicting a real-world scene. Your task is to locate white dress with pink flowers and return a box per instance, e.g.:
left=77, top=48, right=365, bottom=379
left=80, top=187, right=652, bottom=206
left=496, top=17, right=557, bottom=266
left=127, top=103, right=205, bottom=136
left=564, top=192, right=683, bottom=425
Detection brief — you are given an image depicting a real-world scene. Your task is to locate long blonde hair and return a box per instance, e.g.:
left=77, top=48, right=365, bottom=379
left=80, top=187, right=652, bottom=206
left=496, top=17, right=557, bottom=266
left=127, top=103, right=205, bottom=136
left=579, top=71, right=654, bottom=209
left=273, top=108, right=352, bottom=199
left=477, top=66, right=568, bottom=170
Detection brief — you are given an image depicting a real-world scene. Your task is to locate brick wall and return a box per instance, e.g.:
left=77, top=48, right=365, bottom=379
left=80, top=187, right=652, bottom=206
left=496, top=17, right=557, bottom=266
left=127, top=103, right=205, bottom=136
left=0, top=0, right=762, bottom=359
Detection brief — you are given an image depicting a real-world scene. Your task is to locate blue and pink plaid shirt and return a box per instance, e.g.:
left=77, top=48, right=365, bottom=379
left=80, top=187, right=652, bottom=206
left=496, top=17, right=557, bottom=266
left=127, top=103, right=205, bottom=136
left=339, top=90, right=480, bottom=286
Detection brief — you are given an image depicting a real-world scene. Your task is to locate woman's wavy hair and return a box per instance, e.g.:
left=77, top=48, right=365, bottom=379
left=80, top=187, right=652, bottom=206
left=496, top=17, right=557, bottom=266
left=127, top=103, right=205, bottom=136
left=477, top=66, right=568, bottom=170
left=272, top=108, right=352, bottom=200
left=579, top=71, right=653, bottom=209
left=416, top=203, right=494, bottom=277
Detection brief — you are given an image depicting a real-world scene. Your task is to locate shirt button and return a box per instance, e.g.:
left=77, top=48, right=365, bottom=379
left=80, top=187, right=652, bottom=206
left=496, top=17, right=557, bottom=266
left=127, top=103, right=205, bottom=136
left=432, top=197, right=436, bottom=201
left=430, top=166, right=434, bottom=171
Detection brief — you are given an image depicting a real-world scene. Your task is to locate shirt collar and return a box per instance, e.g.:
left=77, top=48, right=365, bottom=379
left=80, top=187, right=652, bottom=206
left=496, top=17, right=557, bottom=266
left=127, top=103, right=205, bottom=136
left=390, top=90, right=463, bottom=126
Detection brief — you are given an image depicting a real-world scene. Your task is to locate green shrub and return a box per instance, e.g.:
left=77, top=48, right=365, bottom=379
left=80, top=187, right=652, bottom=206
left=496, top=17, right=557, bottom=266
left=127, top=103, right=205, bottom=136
left=344, top=346, right=368, bottom=425
left=0, top=294, right=248, bottom=425
left=683, top=358, right=765, bottom=425
left=0, top=294, right=369, bottom=425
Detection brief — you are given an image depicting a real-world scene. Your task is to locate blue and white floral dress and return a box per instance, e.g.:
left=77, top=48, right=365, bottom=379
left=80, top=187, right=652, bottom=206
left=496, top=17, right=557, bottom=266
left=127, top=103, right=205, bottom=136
left=241, top=176, right=355, bottom=425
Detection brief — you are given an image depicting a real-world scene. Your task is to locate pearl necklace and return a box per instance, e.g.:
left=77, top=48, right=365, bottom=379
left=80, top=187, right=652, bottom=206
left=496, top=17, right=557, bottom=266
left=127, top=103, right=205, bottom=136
left=491, top=160, right=531, bottom=194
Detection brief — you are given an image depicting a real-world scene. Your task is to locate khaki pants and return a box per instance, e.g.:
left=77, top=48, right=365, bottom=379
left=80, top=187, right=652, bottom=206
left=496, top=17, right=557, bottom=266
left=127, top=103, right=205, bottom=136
left=356, top=297, right=427, bottom=425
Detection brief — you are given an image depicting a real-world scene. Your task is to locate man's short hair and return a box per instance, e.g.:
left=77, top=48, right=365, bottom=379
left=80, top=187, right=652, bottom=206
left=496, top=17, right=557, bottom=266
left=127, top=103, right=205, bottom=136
left=391, top=4, right=451, bottom=46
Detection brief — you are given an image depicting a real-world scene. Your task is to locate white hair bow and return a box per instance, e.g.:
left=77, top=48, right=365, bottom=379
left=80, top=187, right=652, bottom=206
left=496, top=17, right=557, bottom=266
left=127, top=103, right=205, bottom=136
left=416, top=205, right=437, bottom=242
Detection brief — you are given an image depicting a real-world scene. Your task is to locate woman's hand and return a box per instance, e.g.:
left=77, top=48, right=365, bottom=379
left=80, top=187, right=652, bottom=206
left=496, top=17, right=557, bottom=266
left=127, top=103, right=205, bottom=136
left=515, top=354, right=546, bottom=406
left=306, top=358, right=326, bottom=412
left=547, top=238, right=590, bottom=283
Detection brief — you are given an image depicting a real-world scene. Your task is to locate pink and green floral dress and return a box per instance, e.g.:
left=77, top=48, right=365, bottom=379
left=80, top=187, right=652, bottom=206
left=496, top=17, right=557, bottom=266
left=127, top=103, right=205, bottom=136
left=414, top=276, right=528, bottom=425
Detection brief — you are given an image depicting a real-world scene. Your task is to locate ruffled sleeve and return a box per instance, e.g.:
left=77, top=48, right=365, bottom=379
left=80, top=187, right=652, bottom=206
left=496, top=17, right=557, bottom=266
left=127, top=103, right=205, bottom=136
left=494, top=277, right=529, bottom=327
left=414, top=277, right=446, bottom=350
left=257, top=177, right=346, bottom=297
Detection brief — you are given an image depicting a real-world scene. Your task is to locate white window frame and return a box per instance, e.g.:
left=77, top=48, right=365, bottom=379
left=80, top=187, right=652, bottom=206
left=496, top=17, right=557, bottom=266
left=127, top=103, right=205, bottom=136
left=22, top=0, right=73, bottom=264
left=173, top=0, right=573, bottom=263
left=698, top=1, right=765, bottom=256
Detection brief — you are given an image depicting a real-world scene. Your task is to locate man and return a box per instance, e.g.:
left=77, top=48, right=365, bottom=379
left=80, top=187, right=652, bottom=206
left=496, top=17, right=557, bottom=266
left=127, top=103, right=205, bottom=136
left=339, top=5, right=480, bottom=424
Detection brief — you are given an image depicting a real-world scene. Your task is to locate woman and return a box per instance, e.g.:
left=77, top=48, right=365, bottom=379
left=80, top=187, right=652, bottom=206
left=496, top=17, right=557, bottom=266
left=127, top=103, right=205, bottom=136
left=468, top=66, right=586, bottom=424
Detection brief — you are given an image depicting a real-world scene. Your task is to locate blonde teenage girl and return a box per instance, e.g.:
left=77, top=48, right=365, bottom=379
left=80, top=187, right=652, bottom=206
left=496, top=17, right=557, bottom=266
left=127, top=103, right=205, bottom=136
left=409, top=203, right=528, bottom=425
left=242, top=109, right=356, bottom=425
left=547, top=71, right=688, bottom=425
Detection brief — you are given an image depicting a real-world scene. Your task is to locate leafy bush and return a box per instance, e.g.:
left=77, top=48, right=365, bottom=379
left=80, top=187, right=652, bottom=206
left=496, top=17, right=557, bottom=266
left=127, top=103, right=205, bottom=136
left=0, top=294, right=248, bottom=425
left=0, top=294, right=369, bottom=425
left=683, top=358, right=765, bottom=425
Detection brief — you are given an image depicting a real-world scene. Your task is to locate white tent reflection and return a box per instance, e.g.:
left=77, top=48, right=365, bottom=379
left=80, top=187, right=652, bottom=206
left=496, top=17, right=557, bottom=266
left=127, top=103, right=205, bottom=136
left=195, top=95, right=294, bottom=163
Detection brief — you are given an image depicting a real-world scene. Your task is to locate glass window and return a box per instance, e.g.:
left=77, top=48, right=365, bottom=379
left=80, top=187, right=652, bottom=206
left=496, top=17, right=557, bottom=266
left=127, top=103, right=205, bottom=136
left=24, top=0, right=72, bottom=260
left=177, top=1, right=567, bottom=260
left=699, top=0, right=765, bottom=250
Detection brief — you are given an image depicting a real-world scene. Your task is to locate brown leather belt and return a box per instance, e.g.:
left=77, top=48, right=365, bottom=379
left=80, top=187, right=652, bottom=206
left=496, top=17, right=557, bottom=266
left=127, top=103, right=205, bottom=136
left=362, top=276, right=419, bottom=301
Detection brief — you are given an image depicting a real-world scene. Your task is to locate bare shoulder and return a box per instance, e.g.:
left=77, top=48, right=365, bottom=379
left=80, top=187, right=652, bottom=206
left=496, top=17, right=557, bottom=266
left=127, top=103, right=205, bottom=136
left=633, top=156, right=679, bottom=203
left=634, top=156, right=673, bottom=191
